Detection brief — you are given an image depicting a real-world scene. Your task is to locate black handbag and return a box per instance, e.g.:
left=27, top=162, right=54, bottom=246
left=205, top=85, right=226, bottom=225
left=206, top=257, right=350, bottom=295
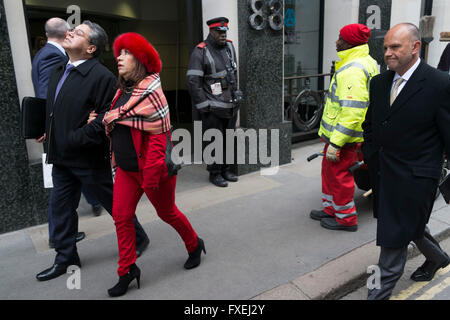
left=21, top=97, right=46, bottom=139
left=165, top=130, right=182, bottom=177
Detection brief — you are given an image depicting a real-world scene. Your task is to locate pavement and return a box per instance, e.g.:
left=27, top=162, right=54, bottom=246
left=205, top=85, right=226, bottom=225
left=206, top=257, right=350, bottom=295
left=1, top=138, right=449, bottom=300
left=342, top=236, right=450, bottom=300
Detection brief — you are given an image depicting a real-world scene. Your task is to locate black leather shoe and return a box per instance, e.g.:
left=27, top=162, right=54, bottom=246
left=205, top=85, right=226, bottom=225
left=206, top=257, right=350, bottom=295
left=136, top=237, right=150, bottom=258
left=36, top=260, right=81, bottom=282
left=310, top=209, right=332, bottom=221
left=184, top=237, right=206, bottom=269
left=108, top=263, right=141, bottom=297
left=92, top=204, right=102, bottom=216
left=320, top=217, right=357, bottom=232
left=222, top=171, right=238, bottom=182
left=76, top=232, right=86, bottom=242
left=209, top=174, right=228, bottom=187
left=411, top=258, right=450, bottom=282
left=49, top=232, right=86, bottom=249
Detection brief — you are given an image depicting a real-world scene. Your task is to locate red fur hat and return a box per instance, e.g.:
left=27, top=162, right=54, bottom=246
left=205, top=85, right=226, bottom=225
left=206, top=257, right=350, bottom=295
left=113, top=32, right=162, bottom=74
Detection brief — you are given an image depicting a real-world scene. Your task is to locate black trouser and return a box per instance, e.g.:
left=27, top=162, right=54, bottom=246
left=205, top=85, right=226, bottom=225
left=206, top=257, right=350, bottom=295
left=367, top=227, right=450, bottom=300
left=51, top=164, right=148, bottom=265
left=200, top=112, right=237, bottom=175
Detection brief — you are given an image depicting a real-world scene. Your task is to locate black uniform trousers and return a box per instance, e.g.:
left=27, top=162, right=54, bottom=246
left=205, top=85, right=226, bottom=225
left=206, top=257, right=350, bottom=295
left=367, top=226, right=450, bottom=300
left=200, top=111, right=237, bottom=175
left=51, top=164, right=148, bottom=265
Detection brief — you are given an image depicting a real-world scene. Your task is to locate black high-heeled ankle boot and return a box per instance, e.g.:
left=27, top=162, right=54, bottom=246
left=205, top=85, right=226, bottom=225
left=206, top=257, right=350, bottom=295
left=184, top=237, right=206, bottom=269
left=108, top=263, right=141, bottom=297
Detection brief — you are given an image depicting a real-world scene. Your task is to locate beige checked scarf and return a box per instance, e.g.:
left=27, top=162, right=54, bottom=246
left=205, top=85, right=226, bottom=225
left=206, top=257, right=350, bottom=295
left=103, top=73, right=171, bottom=136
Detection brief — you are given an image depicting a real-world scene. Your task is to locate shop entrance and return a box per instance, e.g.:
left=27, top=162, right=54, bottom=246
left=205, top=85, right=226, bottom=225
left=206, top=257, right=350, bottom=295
left=25, top=0, right=202, bottom=129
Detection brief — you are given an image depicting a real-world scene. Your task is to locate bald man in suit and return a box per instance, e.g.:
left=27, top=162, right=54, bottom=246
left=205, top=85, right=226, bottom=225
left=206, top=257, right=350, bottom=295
left=363, top=23, right=450, bottom=300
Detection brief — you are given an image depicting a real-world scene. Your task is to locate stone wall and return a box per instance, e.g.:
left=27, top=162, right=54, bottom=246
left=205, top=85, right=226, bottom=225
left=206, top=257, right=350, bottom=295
left=0, top=0, right=49, bottom=234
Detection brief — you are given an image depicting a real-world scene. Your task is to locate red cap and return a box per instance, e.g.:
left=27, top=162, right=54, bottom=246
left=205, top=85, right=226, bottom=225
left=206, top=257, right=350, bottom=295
left=113, top=32, right=161, bottom=74
left=340, top=24, right=371, bottom=45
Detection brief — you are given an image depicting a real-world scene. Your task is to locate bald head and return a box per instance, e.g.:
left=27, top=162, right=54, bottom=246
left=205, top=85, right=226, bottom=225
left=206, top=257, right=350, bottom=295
left=45, top=18, right=70, bottom=41
left=384, top=23, right=421, bottom=75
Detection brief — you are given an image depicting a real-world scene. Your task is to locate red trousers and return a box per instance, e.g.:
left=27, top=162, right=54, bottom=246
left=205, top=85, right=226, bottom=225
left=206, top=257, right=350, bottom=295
left=321, top=144, right=358, bottom=226
left=112, top=166, right=198, bottom=276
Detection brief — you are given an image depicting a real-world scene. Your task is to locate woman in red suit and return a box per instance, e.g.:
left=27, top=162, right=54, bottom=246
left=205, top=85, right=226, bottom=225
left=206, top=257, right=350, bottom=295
left=102, top=33, right=205, bottom=297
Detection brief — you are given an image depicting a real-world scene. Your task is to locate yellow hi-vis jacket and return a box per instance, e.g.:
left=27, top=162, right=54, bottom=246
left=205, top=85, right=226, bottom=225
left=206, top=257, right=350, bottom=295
left=318, top=44, right=379, bottom=148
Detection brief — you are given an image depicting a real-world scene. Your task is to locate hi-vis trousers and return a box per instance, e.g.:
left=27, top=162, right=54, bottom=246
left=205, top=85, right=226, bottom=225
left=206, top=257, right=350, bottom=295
left=321, top=143, right=358, bottom=226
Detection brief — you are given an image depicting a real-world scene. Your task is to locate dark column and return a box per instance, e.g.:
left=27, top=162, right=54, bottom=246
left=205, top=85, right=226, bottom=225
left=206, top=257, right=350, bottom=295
left=359, top=0, right=392, bottom=72
left=234, top=0, right=291, bottom=175
left=0, top=0, right=49, bottom=234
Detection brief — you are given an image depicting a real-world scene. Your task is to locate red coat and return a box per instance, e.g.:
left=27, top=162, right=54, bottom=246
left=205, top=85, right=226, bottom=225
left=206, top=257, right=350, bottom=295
left=129, top=127, right=169, bottom=190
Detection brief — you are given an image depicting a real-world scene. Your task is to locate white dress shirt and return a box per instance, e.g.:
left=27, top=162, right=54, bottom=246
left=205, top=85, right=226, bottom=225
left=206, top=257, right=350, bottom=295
left=47, top=41, right=66, bottom=56
left=390, top=57, right=421, bottom=95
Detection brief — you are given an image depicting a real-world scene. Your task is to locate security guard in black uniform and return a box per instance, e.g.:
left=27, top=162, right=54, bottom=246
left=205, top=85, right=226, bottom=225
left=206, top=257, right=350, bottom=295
left=187, top=17, right=243, bottom=187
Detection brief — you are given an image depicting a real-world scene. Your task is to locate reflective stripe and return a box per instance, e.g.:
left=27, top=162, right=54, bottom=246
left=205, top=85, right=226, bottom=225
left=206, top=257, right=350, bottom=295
left=205, top=70, right=227, bottom=78
left=323, top=119, right=363, bottom=138
left=321, top=119, right=334, bottom=132
left=333, top=201, right=355, bottom=211
left=323, top=201, right=333, bottom=208
left=195, top=101, right=209, bottom=109
left=335, top=212, right=357, bottom=219
left=204, top=47, right=217, bottom=75
left=328, top=82, right=339, bottom=102
left=322, top=193, right=333, bottom=201
left=339, top=100, right=369, bottom=109
left=328, top=62, right=371, bottom=101
left=187, top=69, right=204, bottom=77
left=322, top=196, right=356, bottom=212
left=196, top=100, right=235, bottom=109
left=335, top=61, right=370, bottom=80
left=335, top=124, right=363, bottom=138
left=210, top=100, right=234, bottom=108
left=227, top=42, right=235, bottom=64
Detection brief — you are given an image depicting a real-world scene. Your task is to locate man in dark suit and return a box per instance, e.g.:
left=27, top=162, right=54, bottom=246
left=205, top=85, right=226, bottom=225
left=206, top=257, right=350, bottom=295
left=36, top=20, right=149, bottom=282
left=32, top=18, right=69, bottom=99
left=362, top=23, right=450, bottom=300
left=32, top=17, right=88, bottom=248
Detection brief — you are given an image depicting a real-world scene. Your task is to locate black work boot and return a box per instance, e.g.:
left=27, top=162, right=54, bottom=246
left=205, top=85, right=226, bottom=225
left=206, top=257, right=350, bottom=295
left=209, top=173, right=228, bottom=187
left=320, top=217, right=357, bottom=232
left=222, top=171, right=238, bottom=182
left=310, top=209, right=332, bottom=221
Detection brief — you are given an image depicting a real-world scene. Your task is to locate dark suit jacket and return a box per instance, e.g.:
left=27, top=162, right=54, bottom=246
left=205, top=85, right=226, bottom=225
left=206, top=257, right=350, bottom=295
left=437, top=43, right=450, bottom=72
left=362, top=61, right=450, bottom=248
left=45, top=58, right=117, bottom=169
left=31, top=43, right=68, bottom=99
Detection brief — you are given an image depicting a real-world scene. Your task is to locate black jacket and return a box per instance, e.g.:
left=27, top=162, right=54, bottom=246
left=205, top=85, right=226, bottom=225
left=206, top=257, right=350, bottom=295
left=362, top=61, right=450, bottom=248
left=45, top=58, right=117, bottom=169
left=31, top=43, right=68, bottom=99
left=437, top=43, right=450, bottom=72
left=186, top=34, right=238, bottom=118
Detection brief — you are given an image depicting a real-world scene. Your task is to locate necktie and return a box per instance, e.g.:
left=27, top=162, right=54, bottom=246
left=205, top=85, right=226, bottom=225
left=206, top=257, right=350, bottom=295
left=390, top=77, right=404, bottom=106
left=54, top=64, right=74, bottom=102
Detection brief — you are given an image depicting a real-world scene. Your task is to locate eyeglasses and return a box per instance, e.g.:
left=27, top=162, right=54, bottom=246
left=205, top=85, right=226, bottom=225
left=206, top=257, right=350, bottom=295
left=69, top=28, right=88, bottom=39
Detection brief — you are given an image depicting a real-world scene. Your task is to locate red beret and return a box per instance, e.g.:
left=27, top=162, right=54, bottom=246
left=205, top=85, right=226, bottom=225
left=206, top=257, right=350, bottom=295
left=340, top=24, right=371, bottom=46
left=113, top=32, right=162, bottom=74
